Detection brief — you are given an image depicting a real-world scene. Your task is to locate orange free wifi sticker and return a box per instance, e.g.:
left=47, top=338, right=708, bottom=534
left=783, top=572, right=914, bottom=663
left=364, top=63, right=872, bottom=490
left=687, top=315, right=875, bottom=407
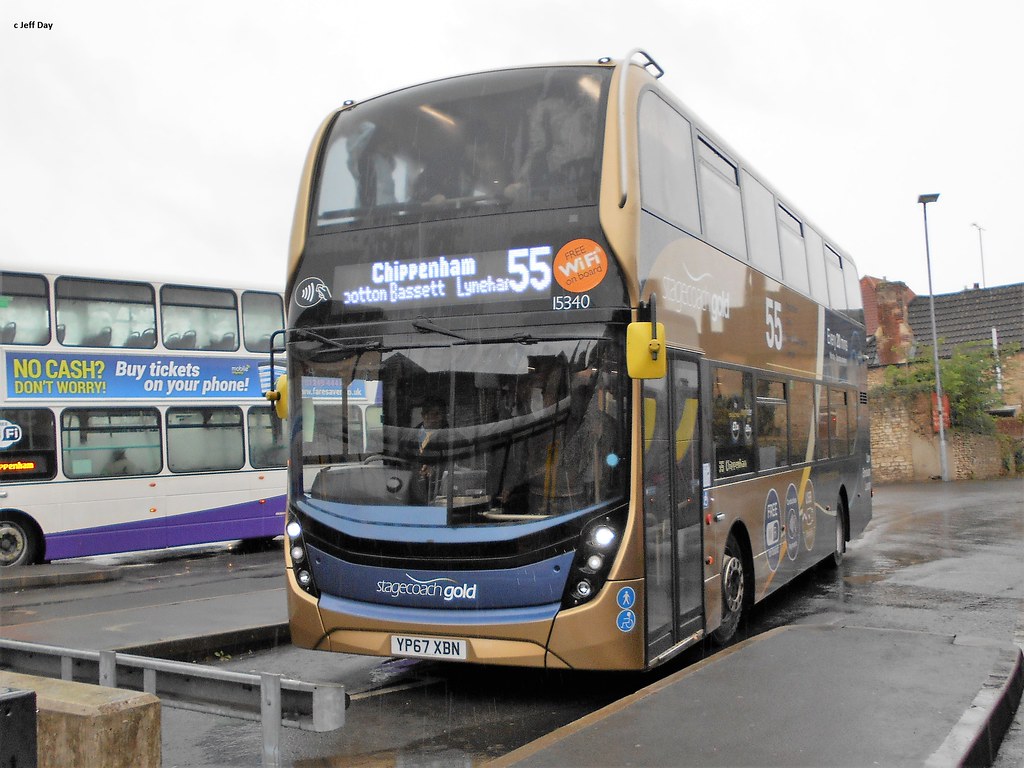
left=553, top=239, right=608, bottom=293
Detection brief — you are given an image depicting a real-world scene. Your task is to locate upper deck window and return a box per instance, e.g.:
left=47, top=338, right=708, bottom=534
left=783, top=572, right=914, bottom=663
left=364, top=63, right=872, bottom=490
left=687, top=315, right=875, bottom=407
left=314, top=67, right=611, bottom=231
left=0, top=272, right=50, bottom=345
left=241, top=291, right=284, bottom=353
left=777, top=206, right=810, bottom=295
left=697, top=139, right=746, bottom=259
left=824, top=244, right=848, bottom=311
left=55, top=277, right=156, bottom=349
left=638, top=94, right=699, bottom=233
left=160, top=285, right=238, bottom=351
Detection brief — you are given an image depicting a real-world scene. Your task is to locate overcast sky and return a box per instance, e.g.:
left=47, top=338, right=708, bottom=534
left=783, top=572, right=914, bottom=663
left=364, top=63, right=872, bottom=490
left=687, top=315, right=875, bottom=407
left=4, top=0, right=1022, bottom=297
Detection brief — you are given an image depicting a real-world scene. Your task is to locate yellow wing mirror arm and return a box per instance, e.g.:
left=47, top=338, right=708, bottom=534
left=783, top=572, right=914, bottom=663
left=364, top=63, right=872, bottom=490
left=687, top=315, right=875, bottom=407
left=263, top=329, right=289, bottom=420
left=626, top=293, right=667, bottom=380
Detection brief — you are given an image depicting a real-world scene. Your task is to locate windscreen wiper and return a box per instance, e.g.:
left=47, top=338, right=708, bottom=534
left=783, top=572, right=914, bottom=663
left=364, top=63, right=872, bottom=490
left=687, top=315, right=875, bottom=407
left=412, top=317, right=542, bottom=345
left=292, top=328, right=384, bottom=354
left=412, top=317, right=470, bottom=341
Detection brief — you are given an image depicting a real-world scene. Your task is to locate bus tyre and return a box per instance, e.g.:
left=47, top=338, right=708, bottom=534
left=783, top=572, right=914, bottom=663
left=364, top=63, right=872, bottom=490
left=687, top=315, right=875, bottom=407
left=828, top=497, right=847, bottom=568
left=712, top=532, right=747, bottom=645
left=0, top=517, right=37, bottom=567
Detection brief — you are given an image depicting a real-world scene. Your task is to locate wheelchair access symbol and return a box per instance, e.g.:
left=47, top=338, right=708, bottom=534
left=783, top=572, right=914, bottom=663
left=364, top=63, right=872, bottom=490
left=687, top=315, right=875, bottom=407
left=616, top=610, right=637, bottom=633
left=616, top=587, right=637, bottom=633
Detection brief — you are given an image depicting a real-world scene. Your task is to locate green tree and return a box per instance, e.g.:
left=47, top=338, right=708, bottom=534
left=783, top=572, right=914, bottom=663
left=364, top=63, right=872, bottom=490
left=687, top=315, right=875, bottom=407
left=873, top=341, right=1017, bottom=434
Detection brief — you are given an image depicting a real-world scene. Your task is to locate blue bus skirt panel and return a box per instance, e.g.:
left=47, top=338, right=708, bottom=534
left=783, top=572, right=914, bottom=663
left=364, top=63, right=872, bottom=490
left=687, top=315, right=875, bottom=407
left=307, top=544, right=576, bottom=611
left=318, top=592, right=562, bottom=626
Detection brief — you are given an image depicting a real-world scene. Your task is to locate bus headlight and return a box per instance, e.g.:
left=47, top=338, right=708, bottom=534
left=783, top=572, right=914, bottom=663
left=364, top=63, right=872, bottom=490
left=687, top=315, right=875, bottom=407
left=592, top=526, right=616, bottom=548
left=286, top=512, right=318, bottom=597
left=561, top=511, right=625, bottom=609
left=573, top=580, right=593, bottom=599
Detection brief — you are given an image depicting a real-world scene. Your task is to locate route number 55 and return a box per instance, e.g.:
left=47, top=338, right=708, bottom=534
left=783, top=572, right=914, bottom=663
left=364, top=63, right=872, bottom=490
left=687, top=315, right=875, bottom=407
left=765, top=298, right=783, bottom=350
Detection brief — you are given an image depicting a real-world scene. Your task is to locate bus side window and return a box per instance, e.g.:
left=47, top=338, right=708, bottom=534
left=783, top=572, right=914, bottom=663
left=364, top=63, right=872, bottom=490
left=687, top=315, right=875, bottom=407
left=55, top=277, right=156, bottom=349
left=242, top=292, right=284, bottom=353
left=248, top=406, right=286, bottom=468
left=167, top=407, right=244, bottom=473
left=0, top=272, right=51, bottom=346
left=755, top=378, right=788, bottom=471
left=788, top=380, right=814, bottom=465
left=711, top=367, right=754, bottom=479
left=161, top=285, right=238, bottom=352
left=61, top=408, right=162, bottom=478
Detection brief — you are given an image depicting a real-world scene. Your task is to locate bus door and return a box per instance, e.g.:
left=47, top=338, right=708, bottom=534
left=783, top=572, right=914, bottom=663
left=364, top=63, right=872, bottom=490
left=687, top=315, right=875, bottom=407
left=642, top=354, right=704, bottom=661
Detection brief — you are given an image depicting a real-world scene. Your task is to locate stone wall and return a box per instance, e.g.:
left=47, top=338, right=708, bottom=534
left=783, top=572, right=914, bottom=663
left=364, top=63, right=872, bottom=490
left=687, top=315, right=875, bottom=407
left=950, top=431, right=1004, bottom=480
left=868, top=395, right=914, bottom=483
left=867, top=362, right=1020, bottom=484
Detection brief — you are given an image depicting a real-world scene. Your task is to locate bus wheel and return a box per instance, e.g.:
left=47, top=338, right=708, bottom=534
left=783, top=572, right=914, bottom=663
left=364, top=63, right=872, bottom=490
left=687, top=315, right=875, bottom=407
left=712, top=532, right=747, bottom=645
left=0, top=517, right=37, bottom=567
left=828, top=497, right=847, bottom=568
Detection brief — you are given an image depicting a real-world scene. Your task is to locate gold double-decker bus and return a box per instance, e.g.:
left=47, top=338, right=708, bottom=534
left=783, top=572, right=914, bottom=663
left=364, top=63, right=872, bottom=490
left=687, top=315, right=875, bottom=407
left=269, top=51, right=870, bottom=670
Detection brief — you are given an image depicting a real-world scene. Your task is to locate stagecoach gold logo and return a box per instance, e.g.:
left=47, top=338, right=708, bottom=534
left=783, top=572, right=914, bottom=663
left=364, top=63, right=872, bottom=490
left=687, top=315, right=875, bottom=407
left=377, top=574, right=479, bottom=602
left=661, top=264, right=731, bottom=321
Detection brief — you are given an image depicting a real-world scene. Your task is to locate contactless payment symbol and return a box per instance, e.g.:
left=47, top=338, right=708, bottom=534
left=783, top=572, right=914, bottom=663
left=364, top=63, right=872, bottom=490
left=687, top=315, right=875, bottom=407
left=617, top=587, right=636, bottom=609
left=553, top=238, right=607, bottom=293
left=294, top=277, right=332, bottom=308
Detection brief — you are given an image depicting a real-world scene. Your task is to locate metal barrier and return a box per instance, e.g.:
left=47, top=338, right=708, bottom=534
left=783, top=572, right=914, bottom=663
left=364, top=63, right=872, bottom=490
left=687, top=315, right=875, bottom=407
left=0, top=638, right=346, bottom=768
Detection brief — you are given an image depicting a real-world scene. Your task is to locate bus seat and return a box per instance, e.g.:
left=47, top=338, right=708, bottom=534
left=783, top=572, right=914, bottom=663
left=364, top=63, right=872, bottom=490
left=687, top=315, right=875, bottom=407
left=165, top=333, right=182, bottom=349
left=180, top=330, right=197, bottom=349
left=83, top=326, right=112, bottom=347
left=140, top=328, right=156, bottom=347
left=250, top=335, right=271, bottom=353
left=56, top=324, right=66, bottom=343
left=124, top=331, right=143, bottom=348
left=216, top=332, right=236, bottom=350
left=1, top=321, right=15, bottom=343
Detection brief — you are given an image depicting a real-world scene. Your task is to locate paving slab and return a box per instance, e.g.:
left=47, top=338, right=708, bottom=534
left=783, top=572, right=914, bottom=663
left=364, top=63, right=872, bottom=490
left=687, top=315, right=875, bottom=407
left=491, top=624, right=1024, bottom=768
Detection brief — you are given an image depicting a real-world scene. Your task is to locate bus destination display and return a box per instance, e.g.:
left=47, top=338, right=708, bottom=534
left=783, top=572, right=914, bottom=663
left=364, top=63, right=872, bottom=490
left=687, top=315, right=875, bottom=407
left=331, top=246, right=554, bottom=310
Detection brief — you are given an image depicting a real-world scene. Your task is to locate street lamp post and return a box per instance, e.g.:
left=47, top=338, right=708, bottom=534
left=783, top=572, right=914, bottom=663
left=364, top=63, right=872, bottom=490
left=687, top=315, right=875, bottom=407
left=919, top=193, right=950, bottom=482
left=971, top=222, right=986, bottom=289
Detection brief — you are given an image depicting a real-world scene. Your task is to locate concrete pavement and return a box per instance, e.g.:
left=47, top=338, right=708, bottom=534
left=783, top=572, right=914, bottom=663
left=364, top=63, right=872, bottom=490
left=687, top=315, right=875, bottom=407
left=0, top=559, right=288, bottom=659
left=491, top=621, right=1024, bottom=768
